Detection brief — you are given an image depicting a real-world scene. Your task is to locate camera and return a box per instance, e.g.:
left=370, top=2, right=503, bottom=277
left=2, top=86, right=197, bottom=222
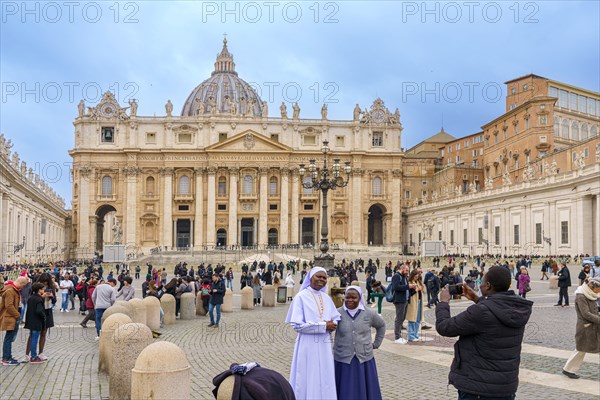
left=448, top=284, right=463, bottom=296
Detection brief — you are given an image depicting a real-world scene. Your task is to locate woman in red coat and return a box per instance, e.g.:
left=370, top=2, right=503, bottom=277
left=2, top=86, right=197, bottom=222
left=80, top=279, right=97, bottom=328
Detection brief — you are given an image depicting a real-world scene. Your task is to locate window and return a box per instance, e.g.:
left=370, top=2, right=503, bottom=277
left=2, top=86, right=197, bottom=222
left=101, top=176, right=112, bottom=195
left=503, top=129, right=508, bottom=140
left=178, top=133, right=192, bottom=143
left=269, top=177, right=278, bottom=195
left=421, top=181, right=427, bottom=186
left=146, top=176, right=155, bottom=195
left=478, top=227, right=483, bottom=245
left=422, top=190, right=427, bottom=197
left=473, top=149, right=478, bottom=157
left=535, top=223, right=542, bottom=245
left=303, top=204, right=314, bottom=211
left=303, top=176, right=313, bottom=194
left=540, top=135, right=547, bottom=143
left=581, top=123, right=588, bottom=140
left=269, top=204, right=278, bottom=211
left=418, top=233, right=422, bottom=244
left=146, top=132, right=156, bottom=144
left=513, top=224, right=520, bottom=245
left=441, top=149, right=445, bottom=157
left=561, top=120, right=569, bottom=138
left=448, top=146, right=453, bottom=153
left=456, top=143, right=461, bottom=150
left=409, top=233, right=413, bottom=245
left=511, top=88, right=516, bottom=95
left=571, top=121, right=579, bottom=140
left=243, top=175, right=253, bottom=194
left=494, top=135, right=498, bottom=145
left=578, top=95, right=586, bottom=113
left=554, top=116, right=560, bottom=136
left=540, top=104, right=545, bottom=110
left=405, top=190, right=411, bottom=199
left=304, top=135, right=316, bottom=145
left=465, top=140, right=470, bottom=148
left=372, top=132, right=383, bottom=147
left=217, top=204, right=227, bottom=211
left=101, top=127, right=114, bottom=143
left=178, top=205, right=189, bottom=211
left=523, top=84, right=527, bottom=91
left=372, top=176, right=382, bottom=195
left=561, top=221, right=569, bottom=244
left=438, top=231, right=442, bottom=240
left=175, top=176, right=190, bottom=195
left=218, top=177, right=227, bottom=196
left=463, top=228, right=468, bottom=245
left=509, top=104, right=517, bottom=110
left=494, top=226, right=500, bottom=245
left=335, top=136, right=345, bottom=147
left=558, top=89, right=568, bottom=108
left=456, top=155, right=461, bottom=163
left=219, top=133, right=228, bottom=142
left=270, top=134, right=279, bottom=142
left=450, top=230, right=454, bottom=245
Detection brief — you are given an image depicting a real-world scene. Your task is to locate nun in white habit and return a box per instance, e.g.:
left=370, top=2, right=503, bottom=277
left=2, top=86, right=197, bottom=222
left=285, top=267, right=341, bottom=400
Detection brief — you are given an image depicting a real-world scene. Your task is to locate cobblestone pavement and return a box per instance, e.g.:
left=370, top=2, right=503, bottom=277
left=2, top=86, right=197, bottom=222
left=1, top=263, right=599, bottom=399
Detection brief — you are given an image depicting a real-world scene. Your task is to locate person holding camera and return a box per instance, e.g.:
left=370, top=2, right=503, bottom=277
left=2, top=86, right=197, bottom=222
left=391, top=264, right=415, bottom=344
left=436, top=266, right=533, bottom=400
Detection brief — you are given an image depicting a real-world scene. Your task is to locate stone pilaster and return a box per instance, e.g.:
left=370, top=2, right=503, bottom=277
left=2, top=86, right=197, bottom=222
left=258, top=167, right=268, bottom=246
left=228, top=168, right=239, bottom=246
left=280, top=168, right=289, bottom=244
left=206, top=167, right=217, bottom=246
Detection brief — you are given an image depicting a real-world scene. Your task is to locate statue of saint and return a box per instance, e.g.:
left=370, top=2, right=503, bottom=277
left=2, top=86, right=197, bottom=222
left=165, top=100, right=173, bottom=117
left=550, top=159, right=558, bottom=175
left=129, top=99, right=138, bottom=117
left=195, top=98, right=205, bottom=115
left=246, top=98, right=255, bottom=117
left=353, top=104, right=361, bottom=121
left=280, top=102, right=288, bottom=119
left=78, top=100, right=85, bottom=117
left=209, top=97, right=217, bottom=114
left=228, top=97, right=237, bottom=115
left=261, top=100, right=269, bottom=118
left=292, top=102, right=300, bottom=120
left=321, top=104, right=328, bottom=120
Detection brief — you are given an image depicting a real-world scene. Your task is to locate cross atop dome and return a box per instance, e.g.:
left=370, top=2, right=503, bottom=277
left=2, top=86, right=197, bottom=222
left=213, top=36, right=236, bottom=76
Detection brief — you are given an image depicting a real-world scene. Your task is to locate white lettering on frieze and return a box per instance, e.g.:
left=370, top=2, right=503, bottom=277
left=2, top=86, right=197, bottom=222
left=133, top=155, right=208, bottom=161
left=211, top=155, right=288, bottom=162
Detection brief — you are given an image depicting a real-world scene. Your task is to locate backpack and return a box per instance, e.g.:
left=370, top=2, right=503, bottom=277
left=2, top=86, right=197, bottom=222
left=385, top=282, right=396, bottom=302
left=183, top=283, right=193, bottom=293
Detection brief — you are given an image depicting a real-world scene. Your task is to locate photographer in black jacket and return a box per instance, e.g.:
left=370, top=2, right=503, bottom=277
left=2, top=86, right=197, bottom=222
left=436, top=266, right=533, bottom=400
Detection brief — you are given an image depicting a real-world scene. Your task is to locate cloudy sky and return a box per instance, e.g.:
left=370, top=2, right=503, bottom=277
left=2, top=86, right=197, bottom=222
left=1, top=1, right=598, bottom=205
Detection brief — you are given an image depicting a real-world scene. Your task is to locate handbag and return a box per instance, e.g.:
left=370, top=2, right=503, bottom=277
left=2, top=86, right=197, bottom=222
left=524, top=283, right=531, bottom=293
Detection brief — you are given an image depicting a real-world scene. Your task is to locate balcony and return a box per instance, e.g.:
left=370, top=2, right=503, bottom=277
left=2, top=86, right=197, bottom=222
left=141, top=194, right=159, bottom=201
left=174, top=193, right=194, bottom=202
left=301, top=192, right=319, bottom=201
left=97, top=194, right=116, bottom=202
left=239, top=192, right=258, bottom=201
left=370, top=193, right=386, bottom=201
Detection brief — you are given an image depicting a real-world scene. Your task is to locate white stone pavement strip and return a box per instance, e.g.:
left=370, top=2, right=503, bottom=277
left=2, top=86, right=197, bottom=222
left=378, top=331, right=600, bottom=397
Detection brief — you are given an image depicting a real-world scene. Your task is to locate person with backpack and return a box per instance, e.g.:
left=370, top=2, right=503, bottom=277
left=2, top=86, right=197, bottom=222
left=75, top=277, right=87, bottom=315
left=24, top=283, right=47, bottom=363
left=175, top=277, right=192, bottom=316
left=208, top=273, right=226, bottom=327
left=134, top=265, right=141, bottom=280
left=116, top=276, right=135, bottom=301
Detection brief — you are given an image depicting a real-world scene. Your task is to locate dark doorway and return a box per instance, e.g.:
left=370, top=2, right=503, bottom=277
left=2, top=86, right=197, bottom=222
left=241, top=218, right=254, bottom=246
left=302, top=218, right=315, bottom=245
left=368, top=204, right=385, bottom=245
left=176, top=219, right=191, bottom=248
left=216, top=229, right=227, bottom=247
left=268, top=228, right=278, bottom=245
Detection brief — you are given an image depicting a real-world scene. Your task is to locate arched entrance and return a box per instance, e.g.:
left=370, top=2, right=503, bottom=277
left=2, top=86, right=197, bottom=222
left=95, top=204, right=117, bottom=252
left=368, top=204, right=385, bottom=245
left=216, top=229, right=227, bottom=247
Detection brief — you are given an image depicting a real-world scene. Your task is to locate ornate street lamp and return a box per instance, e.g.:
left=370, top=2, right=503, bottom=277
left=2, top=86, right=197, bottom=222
left=299, top=140, right=352, bottom=274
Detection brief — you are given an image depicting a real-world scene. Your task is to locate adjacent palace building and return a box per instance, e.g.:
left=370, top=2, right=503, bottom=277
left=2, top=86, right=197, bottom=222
left=0, top=135, right=69, bottom=264
left=61, top=40, right=600, bottom=259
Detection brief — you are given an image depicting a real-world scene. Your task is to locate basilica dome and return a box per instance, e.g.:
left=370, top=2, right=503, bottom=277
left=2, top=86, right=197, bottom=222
left=181, top=39, right=264, bottom=117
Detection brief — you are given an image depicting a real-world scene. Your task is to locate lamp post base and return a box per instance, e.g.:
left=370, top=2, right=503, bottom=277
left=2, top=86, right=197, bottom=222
left=313, top=252, right=335, bottom=275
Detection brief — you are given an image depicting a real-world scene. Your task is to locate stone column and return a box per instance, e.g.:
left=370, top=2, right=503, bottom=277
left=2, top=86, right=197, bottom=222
left=194, top=168, right=204, bottom=248
left=350, top=169, right=363, bottom=245
left=595, top=195, right=600, bottom=256
left=549, top=201, right=556, bottom=255
left=125, top=167, right=138, bottom=247
left=161, top=168, right=174, bottom=249
left=258, top=168, right=268, bottom=246
left=390, top=169, right=402, bottom=246
left=206, top=167, right=217, bottom=246
left=78, top=166, right=91, bottom=257
left=291, top=169, right=299, bottom=243
left=89, top=216, right=97, bottom=254
left=280, top=168, right=289, bottom=244
left=228, top=168, right=239, bottom=246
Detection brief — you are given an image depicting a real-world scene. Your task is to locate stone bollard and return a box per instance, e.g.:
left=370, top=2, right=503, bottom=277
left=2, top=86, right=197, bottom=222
left=116, top=300, right=135, bottom=316
left=142, top=296, right=161, bottom=331
left=99, top=313, right=132, bottom=374
left=160, top=294, right=176, bottom=325
left=263, top=285, right=275, bottom=307
left=180, top=293, right=196, bottom=320
left=131, top=341, right=191, bottom=400
left=241, top=287, right=254, bottom=309
left=549, top=275, right=559, bottom=289
left=128, top=298, right=147, bottom=325
left=109, top=323, right=153, bottom=400
left=101, top=304, right=131, bottom=324
left=196, top=291, right=207, bottom=316
left=222, top=289, right=233, bottom=312
left=216, top=376, right=236, bottom=400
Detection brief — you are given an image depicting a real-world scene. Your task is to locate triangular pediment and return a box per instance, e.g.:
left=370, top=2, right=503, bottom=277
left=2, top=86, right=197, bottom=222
left=206, top=130, right=292, bottom=152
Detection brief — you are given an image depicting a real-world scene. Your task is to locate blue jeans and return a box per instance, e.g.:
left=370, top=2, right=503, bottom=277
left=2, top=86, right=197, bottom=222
left=226, top=279, right=233, bottom=290
left=20, top=301, right=27, bottom=321
left=61, top=292, right=69, bottom=310
left=408, top=300, right=422, bottom=340
left=458, top=390, right=515, bottom=400
left=208, top=303, right=221, bottom=325
left=2, top=321, right=19, bottom=360
left=30, top=330, right=41, bottom=358
left=95, top=308, right=107, bottom=336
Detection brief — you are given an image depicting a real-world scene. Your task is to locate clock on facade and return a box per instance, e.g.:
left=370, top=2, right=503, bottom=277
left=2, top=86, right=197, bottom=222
left=372, top=110, right=385, bottom=123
